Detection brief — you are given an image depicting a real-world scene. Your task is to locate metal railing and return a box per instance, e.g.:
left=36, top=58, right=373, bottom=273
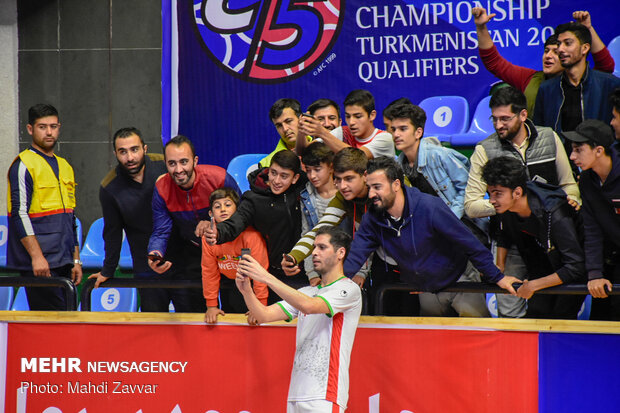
left=80, top=277, right=369, bottom=313
left=79, top=278, right=203, bottom=311
left=0, top=276, right=78, bottom=311
left=372, top=282, right=620, bottom=315
left=3, top=276, right=616, bottom=315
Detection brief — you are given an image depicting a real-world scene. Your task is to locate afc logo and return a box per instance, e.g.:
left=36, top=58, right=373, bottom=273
left=192, top=0, right=344, bottom=83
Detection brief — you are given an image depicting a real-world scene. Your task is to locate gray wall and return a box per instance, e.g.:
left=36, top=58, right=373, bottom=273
left=17, top=0, right=163, bottom=235
left=0, top=0, right=19, bottom=215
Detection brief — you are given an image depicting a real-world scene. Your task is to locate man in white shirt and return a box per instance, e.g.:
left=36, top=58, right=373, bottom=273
left=236, top=226, right=362, bottom=412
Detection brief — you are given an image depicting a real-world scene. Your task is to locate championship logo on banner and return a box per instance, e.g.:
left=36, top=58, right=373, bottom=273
left=191, top=0, right=344, bottom=82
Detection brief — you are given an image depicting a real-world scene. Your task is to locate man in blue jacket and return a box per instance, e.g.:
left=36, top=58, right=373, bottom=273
left=565, top=119, right=620, bottom=320
left=533, top=22, right=620, bottom=133
left=343, top=157, right=519, bottom=306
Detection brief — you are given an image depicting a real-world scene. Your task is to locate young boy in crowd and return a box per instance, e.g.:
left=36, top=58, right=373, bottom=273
left=565, top=119, right=620, bottom=320
left=201, top=188, right=268, bottom=323
left=482, top=156, right=586, bottom=319
left=300, top=142, right=338, bottom=286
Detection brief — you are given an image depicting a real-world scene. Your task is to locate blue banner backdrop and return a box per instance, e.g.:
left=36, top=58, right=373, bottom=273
left=162, top=0, right=618, bottom=167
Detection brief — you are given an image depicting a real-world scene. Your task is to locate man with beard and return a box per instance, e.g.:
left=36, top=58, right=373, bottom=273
left=236, top=226, right=361, bottom=413
left=307, top=98, right=342, bottom=131
left=259, top=98, right=306, bottom=168
left=148, top=135, right=239, bottom=312
left=465, top=86, right=579, bottom=317
left=88, top=127, right=169, bottom=311
left=534, top=22, right=620, bottom=133
left=343, top=157, right=520, bottom=307
left=7, top=104, right=81, bottom=310
left=473, top=8, right=615, bottom=117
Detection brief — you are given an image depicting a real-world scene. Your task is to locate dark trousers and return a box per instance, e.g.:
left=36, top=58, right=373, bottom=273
left=368, top=254, right=420, bottom=316
left=21, top=264, right=73, bottom=311
left=218, top=276, right=249, bottom=313
left=525, top=294, right=584, bottom=319
left=137, top=242, right=205, bottom=313
left=589, top=262, right=620, bottom=321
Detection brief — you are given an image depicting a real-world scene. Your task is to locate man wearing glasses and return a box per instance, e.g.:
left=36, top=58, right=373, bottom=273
left=464, top=86, right=580, bottom=317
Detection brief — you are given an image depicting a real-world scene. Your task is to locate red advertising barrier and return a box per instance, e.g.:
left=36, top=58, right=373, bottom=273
left=3, top=320, right=538, bottom=412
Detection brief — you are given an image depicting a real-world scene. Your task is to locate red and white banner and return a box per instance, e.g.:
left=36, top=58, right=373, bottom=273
left=3, top=321, right=538, bottom=412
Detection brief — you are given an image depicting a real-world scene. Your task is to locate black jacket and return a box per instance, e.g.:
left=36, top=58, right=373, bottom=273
left=496, top=181, right=585, bottom=284
left=99, top=154, right=167, bottom=277
left=579, top=145, right=620, bottom=280
left=216, top=167, right=307, bottom=274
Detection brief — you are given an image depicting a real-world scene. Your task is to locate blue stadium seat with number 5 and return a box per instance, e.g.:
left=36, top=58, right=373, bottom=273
left=89, top=287, right=138, bottom=312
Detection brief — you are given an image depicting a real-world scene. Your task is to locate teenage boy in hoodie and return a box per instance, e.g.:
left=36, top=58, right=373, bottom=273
left=204, top=150, right=307, bottom=302
left=343, top=157, right=520, bottom=312
left=482, top=156, right=586, bottom=319
left=565, top=119, right=620, bottom=320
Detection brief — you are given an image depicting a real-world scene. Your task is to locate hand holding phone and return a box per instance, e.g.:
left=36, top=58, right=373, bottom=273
left=147, top=253, right=166, bottom=265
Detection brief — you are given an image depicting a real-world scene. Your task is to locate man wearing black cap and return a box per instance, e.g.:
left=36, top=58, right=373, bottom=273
left=566, top=119, right=620, bottom=320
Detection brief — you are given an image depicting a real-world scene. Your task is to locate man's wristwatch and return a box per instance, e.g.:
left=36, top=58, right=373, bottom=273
left=74, top=259, right=82, bottom=266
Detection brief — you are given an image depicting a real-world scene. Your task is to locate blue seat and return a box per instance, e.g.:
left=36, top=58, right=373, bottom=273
left=450, top=96, right=494, bottom=147
left=608, top=35, right=620, bottom=78
left=119, top=231, right=133, bottom=271
left=0, top=287, right=14, bottom=310
left=0, top=215, right=8, bottom=268
left=227, top=154, right=267, bottom=193
left=80, top=218, right=105, bottom=269
left=75, top=216, right=83, bottom=248
left=11, top=287, right=30, bottom=311
left=577, top=294, right=592, bottom=321
left=89, top=287, right=138, bottom=312
left=486, top=293, right=498, bottom=318
left=418, top=96, right=469, bottom=142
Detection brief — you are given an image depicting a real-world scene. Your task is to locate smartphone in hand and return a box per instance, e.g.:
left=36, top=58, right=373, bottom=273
left=147, top=254, right=166, bottom=266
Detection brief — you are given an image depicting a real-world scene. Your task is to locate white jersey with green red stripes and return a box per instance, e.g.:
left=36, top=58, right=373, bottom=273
left=278, top=277, right=362, bottom=409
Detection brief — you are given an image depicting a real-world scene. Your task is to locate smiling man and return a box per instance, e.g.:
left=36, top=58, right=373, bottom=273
left=534, top=22, right=620, bottom=133
left=205, top=150, right=308, bottom=301
left=7, top=104, right=81, bottom=310
left=472, top=8, right=615, bottom=117
left=88, top=127, right=169, bottom=311
left=307, top=98, right=342, bottom=131
left=147, top=135, right=239, bottom=312
left=343, top=157, right=520, bottom=310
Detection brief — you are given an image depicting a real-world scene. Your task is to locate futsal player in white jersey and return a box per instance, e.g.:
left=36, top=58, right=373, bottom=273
left=236, top=226, right=362, bottom=413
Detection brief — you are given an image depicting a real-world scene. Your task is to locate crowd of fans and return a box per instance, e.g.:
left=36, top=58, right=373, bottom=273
left=7, top=11, right=620, bottom=323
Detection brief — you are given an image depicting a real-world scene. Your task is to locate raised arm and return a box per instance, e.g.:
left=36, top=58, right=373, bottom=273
left=572, top=10, right=615, bottom=73
left=472, top=6, right=495, bottom=50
